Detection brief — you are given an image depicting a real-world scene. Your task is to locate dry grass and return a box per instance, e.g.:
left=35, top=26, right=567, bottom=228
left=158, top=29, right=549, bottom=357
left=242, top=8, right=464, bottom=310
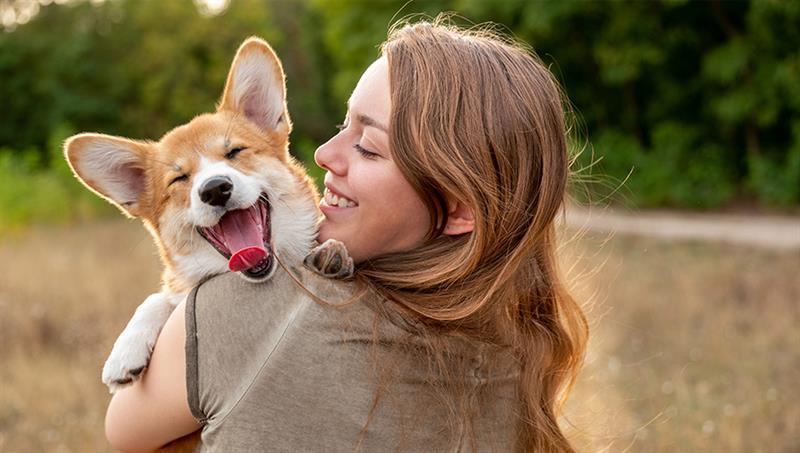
left=560, top=231, right=800, bottom=452
left=0, top=220, right=797, bottom=451
left=0, top=220, right=160, bottom=452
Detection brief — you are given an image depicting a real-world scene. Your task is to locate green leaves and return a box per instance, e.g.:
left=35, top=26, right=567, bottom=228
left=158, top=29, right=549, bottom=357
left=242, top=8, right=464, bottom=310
left=1, top=0, right=798, bottom=214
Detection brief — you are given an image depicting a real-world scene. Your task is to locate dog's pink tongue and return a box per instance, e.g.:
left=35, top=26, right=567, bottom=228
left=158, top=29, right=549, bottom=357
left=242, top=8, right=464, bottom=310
left=219, top=209, right=267, bottom=272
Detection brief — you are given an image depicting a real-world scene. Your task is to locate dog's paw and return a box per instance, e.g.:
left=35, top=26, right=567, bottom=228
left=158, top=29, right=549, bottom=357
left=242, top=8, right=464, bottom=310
left=304, top=239, right=354, bottom=279
left=101, top=330, right=156, bottom=394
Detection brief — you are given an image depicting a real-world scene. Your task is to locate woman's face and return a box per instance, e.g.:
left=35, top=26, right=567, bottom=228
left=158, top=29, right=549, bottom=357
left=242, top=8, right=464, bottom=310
left=315, top=57, right=431, bottom=263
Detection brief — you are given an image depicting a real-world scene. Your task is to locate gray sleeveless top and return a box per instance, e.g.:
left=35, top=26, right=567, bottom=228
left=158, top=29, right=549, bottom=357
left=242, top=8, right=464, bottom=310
left=185, top=265, right=520, bottom=452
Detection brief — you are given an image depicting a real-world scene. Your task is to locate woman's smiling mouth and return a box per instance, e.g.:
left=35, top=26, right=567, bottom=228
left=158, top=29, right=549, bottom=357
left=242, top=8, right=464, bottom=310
left=322, top=186, right=358, bottom=208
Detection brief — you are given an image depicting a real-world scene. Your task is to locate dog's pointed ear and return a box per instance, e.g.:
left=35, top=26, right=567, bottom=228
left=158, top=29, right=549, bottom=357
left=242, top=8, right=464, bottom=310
left=64, top=133, right=150, bottom=218
left=219, top=37, right=290, bottom=134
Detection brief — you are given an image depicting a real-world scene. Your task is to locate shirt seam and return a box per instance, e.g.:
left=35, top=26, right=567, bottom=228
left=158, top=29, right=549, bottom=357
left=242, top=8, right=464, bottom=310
left=213, top=299, right=306, bottom=429
left=185, top=283, right=207, bottom=424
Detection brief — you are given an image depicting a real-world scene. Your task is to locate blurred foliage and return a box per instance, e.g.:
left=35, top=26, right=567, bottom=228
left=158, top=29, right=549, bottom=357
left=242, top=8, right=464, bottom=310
left=0, top=124, right=113, bottom=231
left=0, top=0, right=798, bottom=231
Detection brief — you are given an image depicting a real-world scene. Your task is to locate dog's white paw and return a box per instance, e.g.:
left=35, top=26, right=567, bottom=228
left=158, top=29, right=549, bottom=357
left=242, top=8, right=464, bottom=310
left=102, top=327, right=158, bottom=393
left=101, top=292, right=178, bottom=393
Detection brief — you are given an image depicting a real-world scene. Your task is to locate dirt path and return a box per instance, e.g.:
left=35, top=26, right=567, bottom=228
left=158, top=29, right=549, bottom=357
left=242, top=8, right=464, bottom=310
left=563, top=205, right=800, bottom=251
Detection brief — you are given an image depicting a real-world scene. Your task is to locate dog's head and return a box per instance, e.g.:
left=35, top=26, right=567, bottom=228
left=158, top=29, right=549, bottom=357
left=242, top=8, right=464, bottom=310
left=64, top=38, right=319, bottom=289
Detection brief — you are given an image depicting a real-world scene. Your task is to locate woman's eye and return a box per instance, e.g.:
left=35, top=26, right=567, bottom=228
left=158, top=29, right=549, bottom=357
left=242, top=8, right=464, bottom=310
left=354, top=143, right=378, bottom=160
left=169, top=174, right=189, bottom=186
left=225, top=146, right=246, bottom=159
left=335, top=123, right=346, bottom=132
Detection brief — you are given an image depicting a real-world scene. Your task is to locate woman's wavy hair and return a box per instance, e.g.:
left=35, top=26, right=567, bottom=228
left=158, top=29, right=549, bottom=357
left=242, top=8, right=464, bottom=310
left=353, top=17, right=589, bottom=453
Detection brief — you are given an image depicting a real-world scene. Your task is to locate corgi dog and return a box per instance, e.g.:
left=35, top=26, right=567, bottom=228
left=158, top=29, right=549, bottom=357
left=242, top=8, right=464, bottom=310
left=64, top=37, right=351, bottom=393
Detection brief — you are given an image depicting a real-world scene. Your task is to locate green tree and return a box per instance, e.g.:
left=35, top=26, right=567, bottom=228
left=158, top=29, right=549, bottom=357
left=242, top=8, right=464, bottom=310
left=1, top=0, right=798, bottom=215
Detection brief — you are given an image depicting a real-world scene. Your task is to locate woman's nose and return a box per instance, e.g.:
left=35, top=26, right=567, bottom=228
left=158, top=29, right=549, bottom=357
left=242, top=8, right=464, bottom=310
left=315, top=136, right=347, bottom=176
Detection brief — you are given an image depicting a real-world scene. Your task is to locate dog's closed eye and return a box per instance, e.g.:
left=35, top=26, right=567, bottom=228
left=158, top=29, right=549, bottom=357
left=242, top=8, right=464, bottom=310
left=169, top=174, right=189, bottom=186
left=225, top=146, right=247, bottom=160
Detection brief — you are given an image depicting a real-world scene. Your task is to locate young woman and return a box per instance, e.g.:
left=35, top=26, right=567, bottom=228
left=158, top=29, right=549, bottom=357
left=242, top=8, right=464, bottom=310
left=105, top=19, right=588, bottom=452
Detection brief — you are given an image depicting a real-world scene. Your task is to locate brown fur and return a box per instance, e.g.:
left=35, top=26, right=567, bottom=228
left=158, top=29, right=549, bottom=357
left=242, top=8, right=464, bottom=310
left=65, top=38, right=321, bottom=450
left=65, top=38, right=318, bottom=295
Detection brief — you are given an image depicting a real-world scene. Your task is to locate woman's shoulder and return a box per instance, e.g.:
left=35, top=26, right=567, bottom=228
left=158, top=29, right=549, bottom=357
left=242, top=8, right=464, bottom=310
left=189, top=265, right=359, bottom=320
left=186, top=265, right=402, bottom=360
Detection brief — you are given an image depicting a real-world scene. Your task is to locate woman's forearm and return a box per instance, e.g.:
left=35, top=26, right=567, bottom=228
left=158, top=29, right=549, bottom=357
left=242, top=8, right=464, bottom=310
left=105, top=300, right=200, bottom=451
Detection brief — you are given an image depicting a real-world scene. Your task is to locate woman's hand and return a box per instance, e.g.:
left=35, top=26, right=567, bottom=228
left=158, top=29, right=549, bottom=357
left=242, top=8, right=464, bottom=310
left=105, top=299, right=201, bottom=452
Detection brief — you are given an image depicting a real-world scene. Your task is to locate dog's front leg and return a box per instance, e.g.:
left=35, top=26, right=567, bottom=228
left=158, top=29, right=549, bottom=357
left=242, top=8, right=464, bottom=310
left=102, top=291, right=185, bottom=393
left=303, top=239, right=354, bottom=279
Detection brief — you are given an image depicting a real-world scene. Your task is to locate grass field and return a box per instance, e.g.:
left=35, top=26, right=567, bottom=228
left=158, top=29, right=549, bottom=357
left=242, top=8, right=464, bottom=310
left=0, top=219, right=797, bottom=452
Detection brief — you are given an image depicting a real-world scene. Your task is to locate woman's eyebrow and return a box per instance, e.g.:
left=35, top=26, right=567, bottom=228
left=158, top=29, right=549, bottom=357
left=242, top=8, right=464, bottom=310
left=345, top=99, right=389, bottom=133
left=357, top=113, right=389, bottom=134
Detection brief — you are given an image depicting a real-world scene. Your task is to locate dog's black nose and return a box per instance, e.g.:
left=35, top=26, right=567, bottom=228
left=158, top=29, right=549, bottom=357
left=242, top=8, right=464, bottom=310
left=200, top=176, right=233, bottom=207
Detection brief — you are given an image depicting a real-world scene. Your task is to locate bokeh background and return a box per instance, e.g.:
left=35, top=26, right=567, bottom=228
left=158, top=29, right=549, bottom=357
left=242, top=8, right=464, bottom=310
left=0, top=0, right=798, bottom=451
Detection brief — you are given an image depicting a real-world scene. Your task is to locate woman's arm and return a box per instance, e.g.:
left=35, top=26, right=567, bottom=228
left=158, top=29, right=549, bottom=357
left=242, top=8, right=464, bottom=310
left=105, top=299, right=201, bottom=452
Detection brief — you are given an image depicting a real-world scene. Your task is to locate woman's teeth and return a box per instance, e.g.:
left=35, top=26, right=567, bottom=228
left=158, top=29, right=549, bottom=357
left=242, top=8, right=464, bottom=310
left=324, top=188, right=357, bottom=208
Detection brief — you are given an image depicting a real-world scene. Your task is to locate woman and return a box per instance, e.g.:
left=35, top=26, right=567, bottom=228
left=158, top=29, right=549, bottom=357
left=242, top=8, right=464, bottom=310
left=105, top=19, right=587, bottom=452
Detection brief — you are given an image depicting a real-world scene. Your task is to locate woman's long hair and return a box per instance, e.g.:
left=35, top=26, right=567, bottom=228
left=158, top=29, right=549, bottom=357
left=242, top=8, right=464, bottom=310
left=354, top=18, right=589, bottom=452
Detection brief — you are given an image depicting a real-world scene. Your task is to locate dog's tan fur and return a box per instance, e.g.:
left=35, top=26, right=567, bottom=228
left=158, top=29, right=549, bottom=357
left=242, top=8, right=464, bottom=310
left=64, top=37, right=351, bottom=402
left=66, top=39, right=318, bottom=294
left=63, top=36, right=350, bottom=450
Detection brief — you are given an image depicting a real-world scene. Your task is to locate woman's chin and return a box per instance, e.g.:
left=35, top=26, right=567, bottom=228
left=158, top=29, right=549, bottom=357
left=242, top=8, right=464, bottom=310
left=316, top=221, right=334, bottom=243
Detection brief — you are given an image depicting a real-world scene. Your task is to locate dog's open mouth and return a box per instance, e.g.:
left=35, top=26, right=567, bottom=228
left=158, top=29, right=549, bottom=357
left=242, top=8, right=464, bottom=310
left=196, top=194, right=273, bottom=279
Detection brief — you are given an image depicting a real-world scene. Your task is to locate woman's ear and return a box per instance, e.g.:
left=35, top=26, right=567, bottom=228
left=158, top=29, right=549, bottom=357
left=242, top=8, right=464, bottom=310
left=443, top=198, right=474, bottom=236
